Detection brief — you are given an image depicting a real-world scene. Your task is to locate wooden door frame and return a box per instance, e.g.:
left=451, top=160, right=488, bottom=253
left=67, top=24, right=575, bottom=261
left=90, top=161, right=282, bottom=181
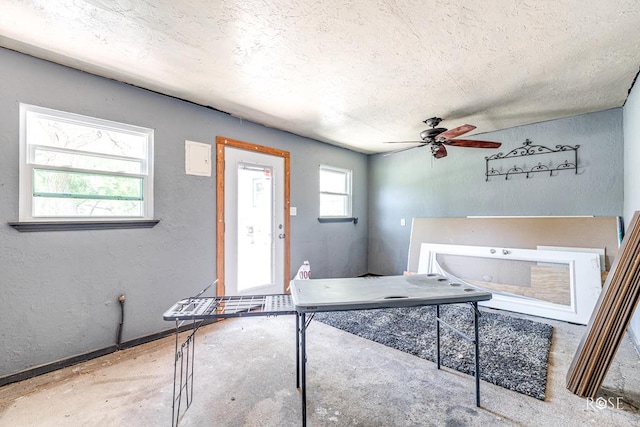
left=216, top=136, right=291, bottom=296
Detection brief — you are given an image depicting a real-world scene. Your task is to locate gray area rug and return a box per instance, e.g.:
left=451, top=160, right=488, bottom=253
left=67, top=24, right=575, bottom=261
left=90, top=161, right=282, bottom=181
left=314, top=304, right=553, bottom=400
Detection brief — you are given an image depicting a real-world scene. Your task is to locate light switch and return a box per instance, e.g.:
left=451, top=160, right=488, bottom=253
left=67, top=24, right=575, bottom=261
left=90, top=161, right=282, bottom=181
left=400, top=218, right=406, bottom=227
left=290, top=207, right=297, bottom=216
left=185, top=140, right=211, bottom=176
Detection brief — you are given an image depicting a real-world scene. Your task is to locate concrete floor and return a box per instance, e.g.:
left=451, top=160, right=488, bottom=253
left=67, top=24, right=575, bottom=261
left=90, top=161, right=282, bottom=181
left=1, top=308, right=639, bottom=427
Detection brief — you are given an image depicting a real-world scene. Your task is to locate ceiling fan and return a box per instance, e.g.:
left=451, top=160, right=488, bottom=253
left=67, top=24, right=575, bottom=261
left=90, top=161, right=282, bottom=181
left=384, top=117, right=501, bottom=159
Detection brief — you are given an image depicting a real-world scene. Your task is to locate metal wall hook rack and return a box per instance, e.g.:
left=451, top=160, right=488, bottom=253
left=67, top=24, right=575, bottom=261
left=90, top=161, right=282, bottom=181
left=485, top=139, right=579, bottom=181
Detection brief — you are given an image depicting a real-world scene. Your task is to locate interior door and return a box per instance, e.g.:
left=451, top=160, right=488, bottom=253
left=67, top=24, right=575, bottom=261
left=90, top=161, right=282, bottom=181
left=220, top=143, right=287, bottom=295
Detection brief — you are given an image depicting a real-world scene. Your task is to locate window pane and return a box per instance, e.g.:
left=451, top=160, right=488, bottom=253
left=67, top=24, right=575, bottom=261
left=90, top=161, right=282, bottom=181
left=20, top=104, right=154, bottom=221
left=27, top=115, right=148, bottom=158
left=34, top=148, right=143, bottom=174
left=33, top=197, right=143, bottom=217
left=320, top=193, right=349, bottom=216
left=320, top=169, right=347, bottom=193
left=33, top=169, right=142, bottom=200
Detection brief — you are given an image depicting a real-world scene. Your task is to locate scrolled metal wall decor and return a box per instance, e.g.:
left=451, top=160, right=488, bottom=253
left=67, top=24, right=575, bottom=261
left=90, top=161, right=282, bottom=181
left=485, top=139, right=579, bottom=181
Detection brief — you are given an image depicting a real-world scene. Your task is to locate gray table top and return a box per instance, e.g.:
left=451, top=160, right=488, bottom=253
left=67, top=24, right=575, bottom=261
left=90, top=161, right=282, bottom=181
left=290, top=274, right=492, bottom=312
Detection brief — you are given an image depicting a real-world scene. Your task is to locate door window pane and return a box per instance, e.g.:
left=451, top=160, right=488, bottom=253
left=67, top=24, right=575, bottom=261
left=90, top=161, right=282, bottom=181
left=435, top=254, right=571, bottom=306
left=237, top=164, right=273, bottom=291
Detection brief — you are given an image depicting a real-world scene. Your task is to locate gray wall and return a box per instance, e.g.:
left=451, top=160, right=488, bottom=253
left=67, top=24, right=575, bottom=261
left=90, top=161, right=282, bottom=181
left=0, top=47, right=368, bottom=378
left=623, top=77, right=640, bottom=350
left=368, top=109, right=624, bottom=275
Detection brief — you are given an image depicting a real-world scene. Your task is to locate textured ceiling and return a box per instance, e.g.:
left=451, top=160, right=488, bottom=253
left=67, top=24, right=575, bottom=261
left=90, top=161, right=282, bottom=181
left=1, top=1, right=639, bottom=154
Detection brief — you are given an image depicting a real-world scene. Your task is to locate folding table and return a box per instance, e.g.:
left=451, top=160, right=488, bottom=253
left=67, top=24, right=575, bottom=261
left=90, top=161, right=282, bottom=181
left=290, top=274, right=492, bottom=426
left=163, top=274, right=492, bottom=426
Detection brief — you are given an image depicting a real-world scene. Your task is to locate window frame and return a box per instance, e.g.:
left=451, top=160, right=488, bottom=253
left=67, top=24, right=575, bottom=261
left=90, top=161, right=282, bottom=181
left=18, top=104, right=155, bottom=223
left=319, top=164, right=352, bottom=218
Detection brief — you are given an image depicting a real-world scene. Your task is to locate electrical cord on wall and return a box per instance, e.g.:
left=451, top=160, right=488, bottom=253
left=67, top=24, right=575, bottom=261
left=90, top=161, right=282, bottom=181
left=116, top=294, right=125, bottom=350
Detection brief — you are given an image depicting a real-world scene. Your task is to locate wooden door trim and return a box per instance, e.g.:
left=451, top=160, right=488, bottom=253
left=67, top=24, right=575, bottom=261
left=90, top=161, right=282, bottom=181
left=216, top=136, right=291, bottom=296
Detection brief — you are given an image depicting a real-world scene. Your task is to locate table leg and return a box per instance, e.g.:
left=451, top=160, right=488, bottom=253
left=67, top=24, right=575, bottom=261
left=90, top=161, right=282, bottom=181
left=296, top=313, right=300, bottom=389
left=473, top=302, right=480, bottom=407
left=436, top=304, right=441, bottom=369
left=300, top=312, right=307, bottom=426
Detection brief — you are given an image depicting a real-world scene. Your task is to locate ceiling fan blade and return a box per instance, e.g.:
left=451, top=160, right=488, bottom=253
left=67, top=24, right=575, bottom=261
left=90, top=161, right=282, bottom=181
left=382, top=140, right=426, bottom=144
left=383, top=144, right=427, bottom=156
left=433, top=144, right=447, bottom=159
left=436, top=124, right=476, bottom=141
left=444, top=139, right=501, bottom=148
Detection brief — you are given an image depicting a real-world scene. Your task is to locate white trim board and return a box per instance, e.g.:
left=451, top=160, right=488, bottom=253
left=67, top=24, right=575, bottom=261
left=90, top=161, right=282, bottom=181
left=536, top=246, right=605, bottom=272
left=417, top=243, right=602, bottom=324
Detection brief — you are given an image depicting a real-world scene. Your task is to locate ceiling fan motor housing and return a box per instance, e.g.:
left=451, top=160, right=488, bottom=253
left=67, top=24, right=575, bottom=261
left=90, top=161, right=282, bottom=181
left=420, top=127, right=447, bottom=141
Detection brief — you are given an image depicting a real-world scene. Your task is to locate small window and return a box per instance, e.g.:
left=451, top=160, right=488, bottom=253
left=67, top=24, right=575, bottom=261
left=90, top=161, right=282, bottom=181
left=319, top=165, right=352, bottom=217
left=19, top=104, right=154, bottom=221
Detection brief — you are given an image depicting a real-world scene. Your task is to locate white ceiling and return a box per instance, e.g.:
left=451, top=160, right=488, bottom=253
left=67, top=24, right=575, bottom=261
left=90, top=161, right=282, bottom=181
left=1, top=1, right=639, bottom=154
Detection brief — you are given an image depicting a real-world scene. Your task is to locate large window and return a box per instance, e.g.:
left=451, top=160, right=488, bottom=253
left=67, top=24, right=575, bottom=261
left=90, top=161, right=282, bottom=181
left=19, top=104, right=154, bottom=221
left=319, top=165, right=352, bottom=217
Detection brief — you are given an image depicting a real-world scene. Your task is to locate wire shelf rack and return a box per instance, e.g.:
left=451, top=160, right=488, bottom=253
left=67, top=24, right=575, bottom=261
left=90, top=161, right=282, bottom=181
left=163, top=294, right=295, bottom=321
left=164, top=291, right=296, bottom=427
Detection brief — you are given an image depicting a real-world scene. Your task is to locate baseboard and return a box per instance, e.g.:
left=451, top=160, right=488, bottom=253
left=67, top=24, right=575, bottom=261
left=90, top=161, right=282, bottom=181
left=0, top=319, right=215, bottom=388
left=118, top=318, right=216, bottom=349
left=358, top=272, right=382, bottom=277
left=0, top=345, right=117, bottom=388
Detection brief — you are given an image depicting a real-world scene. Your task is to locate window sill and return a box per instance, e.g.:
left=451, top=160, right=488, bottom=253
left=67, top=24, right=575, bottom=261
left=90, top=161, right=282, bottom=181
left=8, top=219, right=160, bottom=232
left=317, top=217, right=358, bottom=224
